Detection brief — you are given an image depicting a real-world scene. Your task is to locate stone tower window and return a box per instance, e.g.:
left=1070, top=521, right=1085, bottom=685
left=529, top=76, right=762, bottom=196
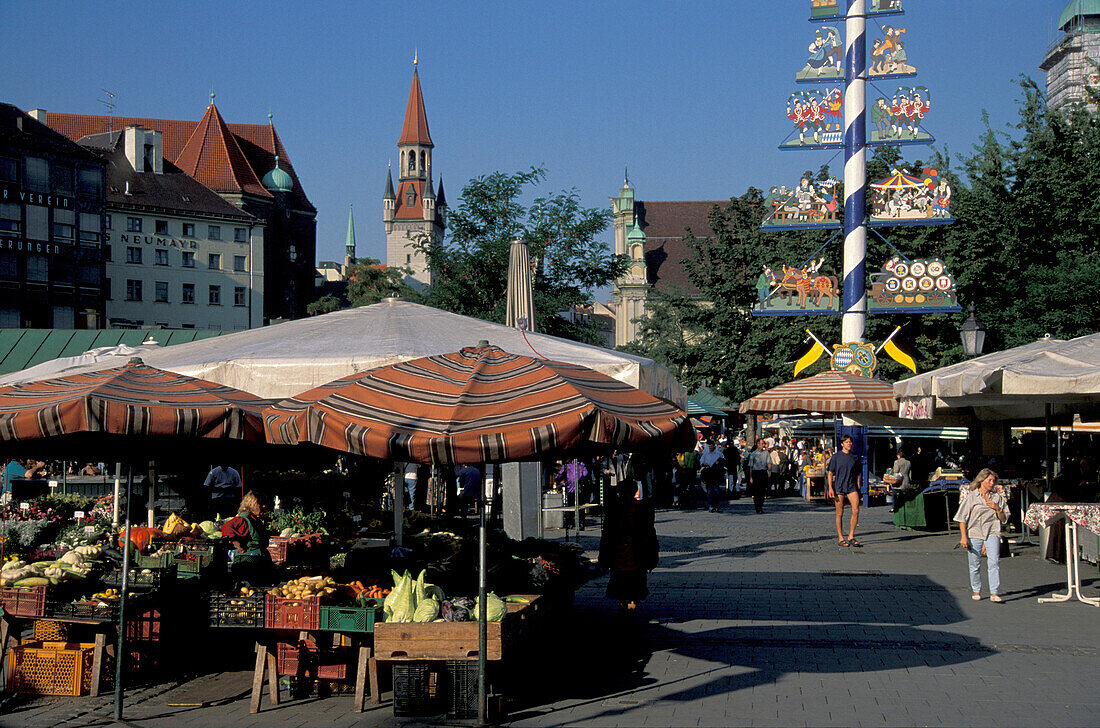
left=420, top=150, right=426, bottom=171
left=408, top=152, right=416, bottom=173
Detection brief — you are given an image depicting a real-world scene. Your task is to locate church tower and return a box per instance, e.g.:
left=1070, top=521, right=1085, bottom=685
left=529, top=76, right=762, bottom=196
left=385, top=56, right=445, bottom=288
left=610, top=168, right=649, bottom=347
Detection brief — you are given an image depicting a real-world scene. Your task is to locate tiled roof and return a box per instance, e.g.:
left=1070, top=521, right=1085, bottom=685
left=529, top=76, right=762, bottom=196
left=0, top=104, right=100, bottom=162
left=636, top=201, right=725, bottom=297
left=176, top=104, right=270, bottom=200
left=39, top=110, right=315, bottom=212
left=394, top=179, right=428, bottom=220
left=398, top=69, right=433, bottom=147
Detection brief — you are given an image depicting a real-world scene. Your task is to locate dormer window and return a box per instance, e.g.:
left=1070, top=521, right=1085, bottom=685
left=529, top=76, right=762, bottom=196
left=406, top=186, right=417, bottom=207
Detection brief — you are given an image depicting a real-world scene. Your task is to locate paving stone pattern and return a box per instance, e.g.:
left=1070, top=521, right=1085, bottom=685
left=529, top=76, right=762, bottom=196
left=3, top=497, right=1099, bottom=727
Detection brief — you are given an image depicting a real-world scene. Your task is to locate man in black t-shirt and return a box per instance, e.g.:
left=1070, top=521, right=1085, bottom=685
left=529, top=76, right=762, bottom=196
left=826, top=435, right=862, bottom=547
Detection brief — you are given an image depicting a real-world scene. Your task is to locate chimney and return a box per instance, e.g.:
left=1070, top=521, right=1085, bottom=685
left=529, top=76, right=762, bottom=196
left=27, top=109, right=46, bottom=122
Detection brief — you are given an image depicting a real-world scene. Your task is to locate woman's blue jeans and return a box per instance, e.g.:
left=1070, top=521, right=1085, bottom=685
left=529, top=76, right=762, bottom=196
left=966, top=532, right=1001, bottom=595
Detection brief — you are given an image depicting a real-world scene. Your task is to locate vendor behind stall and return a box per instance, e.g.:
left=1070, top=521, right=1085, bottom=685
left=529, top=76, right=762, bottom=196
left=221, top=491, right=272, bottom=586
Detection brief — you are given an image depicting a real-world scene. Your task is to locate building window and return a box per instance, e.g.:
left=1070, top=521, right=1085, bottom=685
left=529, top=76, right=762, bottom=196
left=26, top=255, right=49, bottom=282
left=182, top=222, right=195, bottom=237
left=52, top=258, right=73, bottom=283
left=0, top=158, right=17, bottom=183
left=51, top=163, right=74, bottom=196
left=105, top=215, right=111, bottom=230
left=155, top=220, right=168, bottom=234
left=25, top=156, right=49, bottom=193
left=125, top=279, right=142, bottom=301
left=77, top=167, right=103, bottom=197
left=126, top=217, right=142, bottom=232
left=53, top=208, right=75, bottom=242
left=181, top=322, right=195, bottom=329
left=233, top=255, right=246, bottom=272
left=79, top=212, right=101, bottom=244
left=182, top=283, right=195, bottom=304
left=0, top=252, right=17, bottom=280
left=104, top=277, right=111, bottom=299
left=208, top=225, right=221, bottom=240
left=234, top=227, right=247, bottom=242
left=0, top=203, right=19, bottom=235
left=208, top=253, right=220, bottom=270
left=25, top=205, right=48, bottom=241
left=0, top=307, right=19, bottom=328
left=126, top=246, right=142, bottom=264
left=155, top=281, right=169, bottom=303
left=182, top=251, right=195, bottom=268
left=406, top=187, right=416, bottom=207
left=52, top=306, right=74, bottom=329
left=234, top=286, right=246, bottom=306
left=208, top=285, right=221, bottom=305
left=77, top=263, right=101, bottom=285
left=154, top=249, right=168, bottom=266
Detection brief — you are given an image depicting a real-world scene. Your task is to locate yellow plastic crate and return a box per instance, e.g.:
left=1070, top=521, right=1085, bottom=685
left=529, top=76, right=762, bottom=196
left=31, top=620, right=68, bottom=642
left=7, top=641, right=96, bottom=696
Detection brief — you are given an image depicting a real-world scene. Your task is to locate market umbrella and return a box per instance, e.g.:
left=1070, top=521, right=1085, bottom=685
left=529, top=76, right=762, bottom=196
left=739, top=371, right=898, bottom=415
left=263, top=343, right=692, bottom=721
left=0, top=358, right=267, bottom=720
left=505, top=238, right=536, bottom=333
left=871, top=169, right=925, bottom=191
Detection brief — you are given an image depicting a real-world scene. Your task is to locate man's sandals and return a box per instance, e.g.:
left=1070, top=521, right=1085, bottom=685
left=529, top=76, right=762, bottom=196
left=839, top=538, right=863, bottom=547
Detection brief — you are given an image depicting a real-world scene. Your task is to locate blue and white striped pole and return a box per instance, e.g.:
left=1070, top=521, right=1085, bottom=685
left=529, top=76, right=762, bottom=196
left=842, top=0, right=867, bottom=344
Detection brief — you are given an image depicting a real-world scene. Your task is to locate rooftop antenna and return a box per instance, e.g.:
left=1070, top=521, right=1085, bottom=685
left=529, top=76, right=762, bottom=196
left=99, top=89, right=116, bottom=138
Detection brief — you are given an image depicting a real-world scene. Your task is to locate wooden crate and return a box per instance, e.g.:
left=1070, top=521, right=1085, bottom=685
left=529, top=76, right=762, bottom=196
left=373, top=595, right=537, bottom=661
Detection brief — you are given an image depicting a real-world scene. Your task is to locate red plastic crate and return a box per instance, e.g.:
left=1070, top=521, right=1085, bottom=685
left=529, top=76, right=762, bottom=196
left=0, top=586, right=48, bottom=617
left=275, top=639, right=348, bottom=681
left=264, top=594, right=321, bottom=630
left=267, top=537, right=289, bottom=564
left=124, top=608, right=161, bottom=643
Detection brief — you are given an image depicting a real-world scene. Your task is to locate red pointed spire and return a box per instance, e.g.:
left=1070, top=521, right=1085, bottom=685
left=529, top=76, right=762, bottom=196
left=177, top=102, right=270, bottom=197
left=398, top=63, right=433, bottom=148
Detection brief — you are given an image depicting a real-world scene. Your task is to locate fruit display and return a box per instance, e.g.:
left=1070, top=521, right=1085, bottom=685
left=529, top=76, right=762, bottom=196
left=267, top=576, right=339, bottom=600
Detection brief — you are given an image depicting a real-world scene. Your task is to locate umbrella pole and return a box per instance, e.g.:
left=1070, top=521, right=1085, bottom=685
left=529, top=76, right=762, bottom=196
left=1044, top=403, right=1052, bottom=494
left=112, top=462, right=121, bottom=528
left=114, top=464, right=133, bottom=721
left=392, top=464, right=404, bottom=547
left=477, top=464, right=490, bottom=724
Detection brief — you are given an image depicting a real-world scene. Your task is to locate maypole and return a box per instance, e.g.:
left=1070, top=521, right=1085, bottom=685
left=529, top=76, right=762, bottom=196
left=842, top=0, right=867, bottom=344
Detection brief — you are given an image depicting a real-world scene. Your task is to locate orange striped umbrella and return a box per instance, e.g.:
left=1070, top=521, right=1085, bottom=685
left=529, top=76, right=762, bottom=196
left=0, top=358, right=266, bottom=443
left=263, top=344, right=693, bottom=464
left=739, top=371, right=897, bottom=415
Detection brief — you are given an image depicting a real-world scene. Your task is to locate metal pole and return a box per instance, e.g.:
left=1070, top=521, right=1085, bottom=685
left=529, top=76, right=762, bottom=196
left=393, top=463, right=404, bottom=547
left=111, top=463, right=121, bottom=527
left=477, top=464, right=490, bottom=724
left=842, top=0, right=867, bottom=344
left=1044, top=403, right=1053, bottom=493
left=113, top=464, right=133, bottom=720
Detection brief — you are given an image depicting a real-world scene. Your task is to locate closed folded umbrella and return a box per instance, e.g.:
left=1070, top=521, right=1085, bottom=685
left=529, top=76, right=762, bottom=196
left=739, top=371, right=897, bottom=414
left=506, top=239, right=536, bottom=332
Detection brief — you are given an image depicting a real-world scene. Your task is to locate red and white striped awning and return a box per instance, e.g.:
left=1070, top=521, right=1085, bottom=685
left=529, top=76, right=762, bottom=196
left=739, top=371, right=897, bottom=415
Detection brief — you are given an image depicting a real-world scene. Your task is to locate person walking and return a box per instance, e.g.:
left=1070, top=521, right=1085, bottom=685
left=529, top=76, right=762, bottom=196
left=954, top=468, right=1010, bottom=602
left=826, top=435, right=862, bottom=546
left=598, top=479, right=659, bottom=614
left=748, top=438, right=770, bottom=514
left=699, top=438, right=726, bottom=512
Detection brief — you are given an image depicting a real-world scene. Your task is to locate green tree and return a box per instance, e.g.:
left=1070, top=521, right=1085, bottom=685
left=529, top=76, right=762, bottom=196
left=419, top=167, right=626, bottom=344
left=345, top=258, right=419, bottom=306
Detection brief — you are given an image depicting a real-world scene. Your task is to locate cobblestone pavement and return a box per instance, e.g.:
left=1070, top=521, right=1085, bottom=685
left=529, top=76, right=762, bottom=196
left=4, top=496, right=1100, bottom=727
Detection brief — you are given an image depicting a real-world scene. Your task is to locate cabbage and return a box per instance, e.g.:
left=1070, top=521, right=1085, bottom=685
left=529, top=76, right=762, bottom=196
left=472, top=592, right=507, bottom=622
left=425, top=584, right=445, bottom=602
left=385, top=570, right=417, bottom=623
left=412, top=597, right=440, bottom=623
left=414, top=569, right=427, bottom=603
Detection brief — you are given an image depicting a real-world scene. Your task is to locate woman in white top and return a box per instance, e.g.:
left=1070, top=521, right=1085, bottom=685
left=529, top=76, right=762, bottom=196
left=954, top=468, right=1010, bottom=602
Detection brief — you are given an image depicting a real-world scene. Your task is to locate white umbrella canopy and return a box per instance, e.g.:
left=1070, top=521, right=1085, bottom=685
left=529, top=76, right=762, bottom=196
left=505, top=239, right=536, bottom=332
left=894, top=333, right=1100, bottom=422
left=0, top=299, right=686, bottom=408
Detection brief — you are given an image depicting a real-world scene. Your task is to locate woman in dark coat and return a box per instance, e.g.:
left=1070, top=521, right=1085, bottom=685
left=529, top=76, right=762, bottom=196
left=599, top=478, right=659, bottom=612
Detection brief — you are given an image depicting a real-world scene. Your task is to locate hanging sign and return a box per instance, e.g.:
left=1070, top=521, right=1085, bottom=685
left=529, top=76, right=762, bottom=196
left=796, top=26, right=843, bottom=82
left=780, top=90, right=844, bottom=150
left=870, top=25, right=916, bottom=80
left=867, top=257, right=961, bottom=313
left=811, top=0, right=903, bottom=22
left=868, top=87, right=934, bottom=146
left=830, top=342, right=878, bottom=377
left=753, top=260, right=841, bottom=316
left=762, top=177, right=841, bottom=230
left=869, top=167, right=954, bottom=226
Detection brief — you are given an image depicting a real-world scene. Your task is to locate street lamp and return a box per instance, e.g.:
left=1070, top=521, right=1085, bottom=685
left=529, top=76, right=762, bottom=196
left=959, top=303, right=986, bottom=357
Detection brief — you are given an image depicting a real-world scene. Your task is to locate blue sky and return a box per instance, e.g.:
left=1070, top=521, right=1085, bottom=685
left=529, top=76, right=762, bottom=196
left=1, top=1, right=1069, bottom=274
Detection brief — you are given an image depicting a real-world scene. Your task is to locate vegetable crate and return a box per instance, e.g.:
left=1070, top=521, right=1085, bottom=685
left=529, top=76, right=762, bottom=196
left=264, top=594, right=322, bottom=631
left=125, top=608, right=161, bottom=643
left=48, top=599, right=118, bottom=622
left=209, top=593, right=265, bottom=629
left=275, top=639, right=349, bottom=681
left=0, top=586, right=48, bottom=617
left=175, top=549, right=215, bottom=576
left=392, top=662, right=444, bottom=717
left=319, top=605, right=380, bottom=634
left=136, top=551, right=177, bottom=569
left=32, top=620, right=68, bottom=642
left=101, top=568, right=173, bottom=591
left=446, top=660, right=479, bottom=719
left=6, top=641, right=96, bottom=696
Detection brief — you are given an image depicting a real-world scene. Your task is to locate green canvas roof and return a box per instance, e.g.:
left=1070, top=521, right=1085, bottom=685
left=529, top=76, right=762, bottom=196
left=688, top=386, right=737, bottom=412
left=0, top=329, right=229, bottom=377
